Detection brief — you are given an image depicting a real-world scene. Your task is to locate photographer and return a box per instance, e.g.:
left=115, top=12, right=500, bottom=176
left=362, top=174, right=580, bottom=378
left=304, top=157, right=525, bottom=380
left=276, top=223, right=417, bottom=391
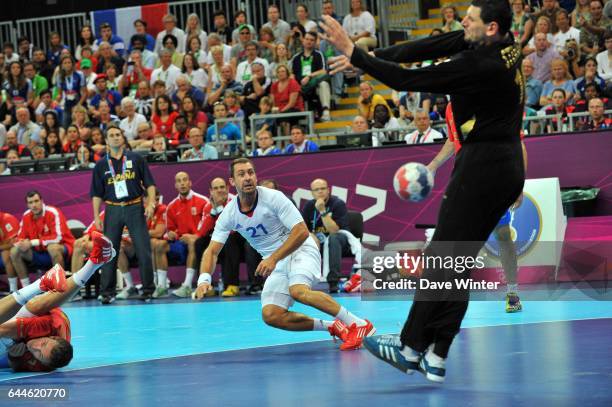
left=286, top=23, right=306, bottom=57
left=119, top=50, right=152, bottom=97
left=562, top=39, right=586, bottom=79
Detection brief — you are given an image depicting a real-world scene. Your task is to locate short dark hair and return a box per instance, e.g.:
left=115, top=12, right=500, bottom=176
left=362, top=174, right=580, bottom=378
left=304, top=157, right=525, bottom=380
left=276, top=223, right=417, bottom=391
left=47, top=337, right=73, bottom=369
left=100, top=22, right=112, bottom=30
left=105, top=124, right=123, bottom=138
left=584, top=82, right=602, bottom=95
left=134, top=19, right=147, bottom=27
left=234, top=10, right=246, bottom=20
left=304, top=31, right=318, bottom=40
left=26, top=190, right=41, bottom=201
left=552, top=88, right=567, bottom=98
left=290, top=125, right=305, bottom=134
left=4, top=42, right=14, bottom=50
left=471, top=0, right=512, bottom=36
left=214, top=9, right=226, bottom=18
left=230, top=158, right=254, bottom=177
left=17, top=36, right=30, bottom=44
left=130, top=34, right=147, bottom=46
left=162, top=34, right=178, bottom=48
left=39, top=89, right=52, bottom=97
left=175, top=114, right=188, bottom=123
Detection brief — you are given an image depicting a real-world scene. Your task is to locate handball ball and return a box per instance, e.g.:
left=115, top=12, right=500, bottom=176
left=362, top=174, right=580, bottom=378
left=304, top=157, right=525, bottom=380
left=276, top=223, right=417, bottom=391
left=393, top=162, right=434, bottom=202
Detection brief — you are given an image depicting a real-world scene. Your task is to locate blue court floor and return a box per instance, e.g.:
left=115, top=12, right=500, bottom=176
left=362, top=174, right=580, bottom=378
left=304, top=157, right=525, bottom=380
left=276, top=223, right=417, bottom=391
left=0, top=293, right=611, bottom=406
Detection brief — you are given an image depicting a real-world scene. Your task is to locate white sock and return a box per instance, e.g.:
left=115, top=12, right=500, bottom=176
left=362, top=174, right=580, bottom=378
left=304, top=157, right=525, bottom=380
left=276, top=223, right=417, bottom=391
left=20, top=277, right=31, bottom=288
left=8, top=277, right=18, bottom=292
left=426, top=348, right=446, bottom=367
left=12, top=279, right=42, bottom=305
left=400, top=345, right=421, bottom=362
left=157, top=270, right=168, bottom=288
left=183, top=268, right=196, bottom=287
left=123, top=272, right=134, bottom=289
left=335, top=306, right=366, bottom=327
left=507, top=283, right=519, bottom=293
left=312, top=319, right=333, bottom=331
left=73, top=260, right=100, bottom=287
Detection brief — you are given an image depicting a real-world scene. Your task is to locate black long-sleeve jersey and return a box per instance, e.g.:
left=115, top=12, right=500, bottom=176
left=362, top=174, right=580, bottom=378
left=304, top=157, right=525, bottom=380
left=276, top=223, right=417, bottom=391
left=350, top=30, right=525, bottom=145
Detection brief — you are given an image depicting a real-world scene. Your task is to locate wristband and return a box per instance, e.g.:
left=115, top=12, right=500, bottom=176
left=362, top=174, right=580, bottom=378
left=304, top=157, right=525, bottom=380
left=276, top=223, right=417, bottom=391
left=197, top=273, right=211, bottom=286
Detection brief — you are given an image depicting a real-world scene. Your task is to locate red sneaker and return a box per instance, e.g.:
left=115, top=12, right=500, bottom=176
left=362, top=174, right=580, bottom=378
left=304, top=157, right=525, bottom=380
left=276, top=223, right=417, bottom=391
left=328, top=319, right=349, bottom=342
left=88, top=231, right=115, bottom=264
left=40, top=264, right=67, bottom=292
left=340, top=320, right=376, bottom=351
left=343, top=273, right=361, bottom=293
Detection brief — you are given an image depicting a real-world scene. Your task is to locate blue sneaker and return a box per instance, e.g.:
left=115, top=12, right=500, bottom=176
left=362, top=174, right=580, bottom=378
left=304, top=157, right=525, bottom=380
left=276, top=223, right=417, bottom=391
left=363, top=335, right=420, bottom=374
left=418, top=349, right=446, bottom=383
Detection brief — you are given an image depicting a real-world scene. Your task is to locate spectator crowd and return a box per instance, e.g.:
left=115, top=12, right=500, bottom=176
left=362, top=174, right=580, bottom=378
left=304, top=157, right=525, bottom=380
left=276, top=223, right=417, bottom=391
left=0, top=0, right=609, bottom=177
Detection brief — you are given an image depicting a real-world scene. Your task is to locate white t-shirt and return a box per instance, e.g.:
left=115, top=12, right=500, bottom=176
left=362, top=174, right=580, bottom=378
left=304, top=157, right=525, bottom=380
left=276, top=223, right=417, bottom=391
left=150, top=64, right=182, bottom=94
left=552, top=27, right=581, bottom=53
left=236, top=58, right=270, bottom=85
left=185, top=68, right=209, bottom=90
left=342, top=12, right=376, bottom=36
left=596, top=50, right=612, bottom=81
left=212, top=187, right=316, bottom=258
left=404, top=127, right=444, bottom=144
left=120, top=113, right=147, bottom=141
left=155, top=28, right=187, bottom=54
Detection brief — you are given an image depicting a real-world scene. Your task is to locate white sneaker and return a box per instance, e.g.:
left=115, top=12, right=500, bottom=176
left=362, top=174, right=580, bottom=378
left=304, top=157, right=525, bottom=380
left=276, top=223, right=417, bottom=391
left=116, top=286, right=139, bottom=300
left=172, top=285, right=193, bottom=298
left=152, top=286, right=169, bottom=298
left=321, top=109, right=331, bottom=121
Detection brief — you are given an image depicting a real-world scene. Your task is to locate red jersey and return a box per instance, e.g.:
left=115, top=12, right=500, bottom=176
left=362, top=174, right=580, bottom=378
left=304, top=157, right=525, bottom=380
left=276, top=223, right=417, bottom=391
left=197, top=194, right=235, bottom=237
left=165, top=191, right=209, bottom=238
left=148, top=203, right=167, bottom=231
left=84, top=211, right=105, bottom=237
left=0, top=211, right=19, bottom=243
left=11, top=308, right=71, bottom=372
left=17, top=205, right=75, bottom=254
left=16, top=308, right=71, bottom=342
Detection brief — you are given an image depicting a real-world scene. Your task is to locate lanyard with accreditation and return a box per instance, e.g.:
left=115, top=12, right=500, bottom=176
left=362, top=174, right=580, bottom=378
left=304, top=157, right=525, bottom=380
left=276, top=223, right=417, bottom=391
left=108, top=155, right=130, bottom=199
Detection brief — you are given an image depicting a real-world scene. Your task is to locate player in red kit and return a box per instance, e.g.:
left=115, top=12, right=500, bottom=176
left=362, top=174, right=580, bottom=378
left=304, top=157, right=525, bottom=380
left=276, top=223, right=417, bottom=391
left=10, top=191, right=75, bottom=289
left=0, top=211, right=20, bottom=292
left=152, top=172, right=208, bottom=298
left=0, top=231, right=114, bottom=372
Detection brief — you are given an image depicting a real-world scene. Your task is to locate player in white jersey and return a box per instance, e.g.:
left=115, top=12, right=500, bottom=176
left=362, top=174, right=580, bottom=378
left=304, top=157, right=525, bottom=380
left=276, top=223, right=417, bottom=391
left=194, top=158, right=375, bottom=350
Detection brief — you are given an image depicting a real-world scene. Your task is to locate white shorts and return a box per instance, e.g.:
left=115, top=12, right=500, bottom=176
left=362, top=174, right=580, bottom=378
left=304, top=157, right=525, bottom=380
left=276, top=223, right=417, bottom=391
left=261, top=243, right=321, bottom=310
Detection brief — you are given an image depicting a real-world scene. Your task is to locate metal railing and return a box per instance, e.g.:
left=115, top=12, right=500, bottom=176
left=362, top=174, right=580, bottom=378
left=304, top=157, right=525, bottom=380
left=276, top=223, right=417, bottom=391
left=0, top=22, right=15, bottom=50
left=14, top=13, right=87, bottom=55
left=249, top=111, right=315, bottom=151
left=168, top=0, right=242, bottom=32
left=523, top=110, right=612, bottom=135
left=209, top=117, right=247, bottom=156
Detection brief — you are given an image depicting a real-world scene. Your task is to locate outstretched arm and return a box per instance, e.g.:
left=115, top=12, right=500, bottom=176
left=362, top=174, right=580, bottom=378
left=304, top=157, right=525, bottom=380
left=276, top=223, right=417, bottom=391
left=373, top=30, right=467, bottom=63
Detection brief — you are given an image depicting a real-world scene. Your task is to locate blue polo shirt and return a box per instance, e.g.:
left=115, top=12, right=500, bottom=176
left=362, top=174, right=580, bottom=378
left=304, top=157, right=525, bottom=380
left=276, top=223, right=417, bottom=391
left=90, top=150, right=155, bottom=202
